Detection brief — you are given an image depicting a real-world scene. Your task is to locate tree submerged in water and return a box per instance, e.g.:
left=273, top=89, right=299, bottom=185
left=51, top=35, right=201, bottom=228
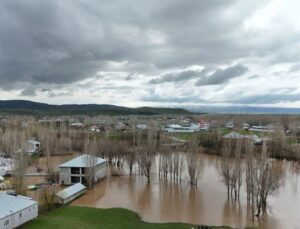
left=186, top=138, right=204, bottom=186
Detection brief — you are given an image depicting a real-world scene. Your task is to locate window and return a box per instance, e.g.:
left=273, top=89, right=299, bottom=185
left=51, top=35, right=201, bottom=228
left=19, top=212, right=22, bottom=217
left=4, top=219, right=9, bottom=226
left=81, top=168, right=86, bottom=174
left=71, top=176, right=80, bottom=183
left=71, top=167, right=80, bottom=174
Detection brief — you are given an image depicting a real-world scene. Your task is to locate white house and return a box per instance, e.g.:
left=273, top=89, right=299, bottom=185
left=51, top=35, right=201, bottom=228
left=55, top=183, right=86, bottom=205
left=225, top=120, right=234, bottom=129
left=242, top=122, right=250, bottom=130
left=0, top=158, right=14, bottom=176
left=0, top=194, right=38, bottom=229
left=136, top=124, right=148, bottom=130
left=163, top=124, right=194, bottom=133
left=199, top=120, right=210, bottom=131
left=59, top=154, right=107, bottom=186
left=90, top=125, right=100, bottom=132
left=249, top=125, right=273, bottom=133
left=70, top=122, right=84, bottom=129
left=26, top=139, right=41, bottom=155
left=163, top=123, right=201, bottom=133
left=223, top=132, right=262, bottom=145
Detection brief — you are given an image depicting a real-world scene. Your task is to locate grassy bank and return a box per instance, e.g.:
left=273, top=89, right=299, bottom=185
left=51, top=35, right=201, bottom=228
left=24, top=206, right=232, bottom=229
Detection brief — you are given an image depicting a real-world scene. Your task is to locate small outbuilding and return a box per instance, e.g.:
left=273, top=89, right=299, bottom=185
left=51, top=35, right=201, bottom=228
left=0, top=157, right=14, bottom=176
left=59, top=154, right=107, bottom=185
left=0, top=194, right=38, bottom=229
left=55, top=183, right=86, bottom=205
left=26, top=139, right=41, bottom=155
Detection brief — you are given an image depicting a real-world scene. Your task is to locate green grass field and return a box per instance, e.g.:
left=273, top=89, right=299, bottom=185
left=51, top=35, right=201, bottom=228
left=24, top=206, right=232, bottom=229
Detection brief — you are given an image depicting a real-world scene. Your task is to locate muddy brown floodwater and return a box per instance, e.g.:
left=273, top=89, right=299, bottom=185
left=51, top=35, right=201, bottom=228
left=70, top=155, right=300, bottom=229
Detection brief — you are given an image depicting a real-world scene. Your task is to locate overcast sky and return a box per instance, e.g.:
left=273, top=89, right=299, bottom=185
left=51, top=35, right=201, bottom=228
left=0, top=0, right=300, bottom=108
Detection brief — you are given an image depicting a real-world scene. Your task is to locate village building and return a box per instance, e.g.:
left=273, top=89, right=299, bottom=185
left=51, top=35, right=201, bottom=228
left=55, top=119, right=64, bottom=128
left=55, top=183, right=86, bottom=205
left=223, top=131, right=262, bottom=145
left=163, top=123, right=200, bottom=133
left=199, top=119, right=210, bottom=131
left=115, top=122, right=127, bottom=132
left=163, top=124, right=193, bottom=133
left=249, top=125, right=273, bottom=132
left=225, top=120, right=234, bottom=129
left=70, top=122, right=85, bottom=129
left=59, top=154, right=107, bottom=185
left=136, top=124, right=148, bottom=130
left=26, top=139, right=41, bottom=155
left=0, top=157, right=14, bottom=176
left=242, top=122, right=250, bottom=130
left=90, top=125, right=100, bottom=132
left=37, top=118, right=52, bottom=125
left=0, top=194, right=38, bottom=229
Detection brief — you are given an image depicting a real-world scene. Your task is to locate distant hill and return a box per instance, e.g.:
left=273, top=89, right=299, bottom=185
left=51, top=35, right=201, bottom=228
left=0, top=100, right=193, bottom=116
left=184, top=105, right=300, bottom=114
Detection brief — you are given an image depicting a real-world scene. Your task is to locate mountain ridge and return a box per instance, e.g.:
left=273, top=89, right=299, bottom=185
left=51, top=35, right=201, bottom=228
left=0, top=100, right=193, bottom=116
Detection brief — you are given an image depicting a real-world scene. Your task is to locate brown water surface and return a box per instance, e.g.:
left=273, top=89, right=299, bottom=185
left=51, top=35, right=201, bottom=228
left=71, top=155, right=300, bottom=229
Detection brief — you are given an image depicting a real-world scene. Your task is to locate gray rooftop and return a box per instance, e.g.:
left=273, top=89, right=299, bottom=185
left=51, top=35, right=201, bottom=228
left=0, top=194, right=37, bottom=219
left=55, top=183, right=86, bottom=200
left=59, top=154, right=107, bottom=168
left=223, top=132, right=258, bottom=139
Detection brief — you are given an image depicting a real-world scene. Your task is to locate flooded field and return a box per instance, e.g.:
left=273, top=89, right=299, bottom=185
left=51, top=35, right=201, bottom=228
left=71, top=155, right=300, bottom=229
left=26, top=154, right=74, bottom=174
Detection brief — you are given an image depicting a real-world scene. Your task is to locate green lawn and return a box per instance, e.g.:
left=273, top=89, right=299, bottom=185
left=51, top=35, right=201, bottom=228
left=173, top=132, right=195, bottom=141
left=25, top=206, right=232, bottom=229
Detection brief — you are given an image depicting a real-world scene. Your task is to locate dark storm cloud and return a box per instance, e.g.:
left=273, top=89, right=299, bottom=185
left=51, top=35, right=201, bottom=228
left=149, top=68, right=211, bottom=84
left=20, top=87, right=37, bottom=96
left=195, top=64, right=248, bottom=86
left=0, top=0, right=269, bottom=90
left=149, top=64, right=247, bottom=85
left=1, top=0, right=300, bottom=107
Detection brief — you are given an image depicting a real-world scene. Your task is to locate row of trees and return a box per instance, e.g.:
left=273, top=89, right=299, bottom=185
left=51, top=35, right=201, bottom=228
left=220, top=139, right=283, bottom=220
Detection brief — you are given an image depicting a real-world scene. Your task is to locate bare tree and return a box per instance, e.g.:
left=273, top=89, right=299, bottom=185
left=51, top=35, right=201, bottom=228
left=40, top=184, right=56, bottom=211
left=125, top=148, right=136, bottom=176
left=83, top=137, right=98, bottom=189
left=245, top=140, right=256, bottom=221
left=137, top=146, right=154, bottom=183
left=230, top=139, right=243, bottom=199
left=12, top=132, right=28, bottom=194
left=220, top=140, right=233, bottom=196
left=254, top=142, right=283, bottom=218
left=186, top=138, right=204, bottom=185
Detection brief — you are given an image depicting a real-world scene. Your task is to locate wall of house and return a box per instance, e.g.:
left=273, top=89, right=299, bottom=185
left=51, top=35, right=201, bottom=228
left=0, top=203, right=38, bottom=229
left=94, top=162, right=108, bottom=183
left=59, top=162, right=108, bottom=185
left=59, top=167, right=71, bottom=185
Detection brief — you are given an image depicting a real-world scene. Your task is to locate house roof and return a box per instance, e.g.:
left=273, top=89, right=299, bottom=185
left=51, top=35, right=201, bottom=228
left=223, top=132, right=258, bottom=139
left=27, top=139, right=40, bottom=145
left=55, top=183, right=86, bottom=200
left=59, top=154, right=107, bottom=168
left=136, top=124, right=148, bottom=129
left=0, top=194, right=37, bottom=219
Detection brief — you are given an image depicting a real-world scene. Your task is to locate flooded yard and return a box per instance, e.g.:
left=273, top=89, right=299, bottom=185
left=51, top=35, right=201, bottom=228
left=71, top=155, right=300, bottom=229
